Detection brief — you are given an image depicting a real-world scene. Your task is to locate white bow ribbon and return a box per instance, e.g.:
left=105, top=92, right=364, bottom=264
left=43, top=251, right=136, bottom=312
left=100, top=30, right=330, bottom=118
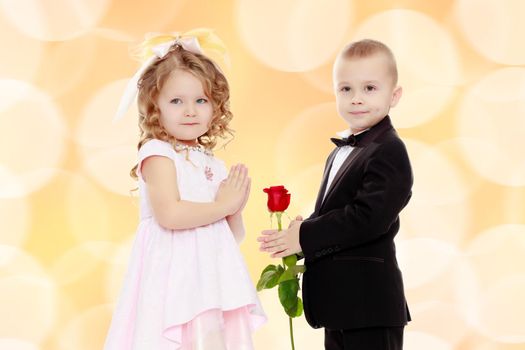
left=113, top=37, right=204, bottom=122
left=150, top=37, right=202, bottom=58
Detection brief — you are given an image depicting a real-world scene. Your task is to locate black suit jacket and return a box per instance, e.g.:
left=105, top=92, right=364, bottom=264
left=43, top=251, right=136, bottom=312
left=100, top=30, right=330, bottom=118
left=299, top=116, right=413, bottom=330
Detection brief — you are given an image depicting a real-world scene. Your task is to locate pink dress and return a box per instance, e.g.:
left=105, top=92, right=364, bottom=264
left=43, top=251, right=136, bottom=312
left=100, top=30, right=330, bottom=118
left=104, top=139, right=266, bottom=350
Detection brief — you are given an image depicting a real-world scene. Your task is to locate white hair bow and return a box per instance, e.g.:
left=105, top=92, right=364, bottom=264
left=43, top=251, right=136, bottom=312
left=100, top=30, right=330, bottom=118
left=113, top=29, right=226, bottom=122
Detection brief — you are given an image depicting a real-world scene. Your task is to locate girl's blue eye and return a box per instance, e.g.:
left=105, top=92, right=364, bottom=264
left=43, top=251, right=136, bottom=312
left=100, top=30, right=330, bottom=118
left=196, top=98, right=208, bottom=104
left=170, top=98, right=182, bottom=104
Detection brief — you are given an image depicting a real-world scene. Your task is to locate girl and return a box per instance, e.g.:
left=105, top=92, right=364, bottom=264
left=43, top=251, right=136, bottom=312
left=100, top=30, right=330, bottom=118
left=104, top=30, right=266, bottom=350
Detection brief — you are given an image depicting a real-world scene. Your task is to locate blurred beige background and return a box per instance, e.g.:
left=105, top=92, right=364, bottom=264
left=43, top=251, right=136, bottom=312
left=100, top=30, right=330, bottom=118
left=1, top=0, right=525, bottom=349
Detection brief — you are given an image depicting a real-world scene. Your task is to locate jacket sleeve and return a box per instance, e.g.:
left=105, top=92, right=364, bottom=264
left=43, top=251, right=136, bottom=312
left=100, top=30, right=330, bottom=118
left=299, top=139, right=413, bottom=261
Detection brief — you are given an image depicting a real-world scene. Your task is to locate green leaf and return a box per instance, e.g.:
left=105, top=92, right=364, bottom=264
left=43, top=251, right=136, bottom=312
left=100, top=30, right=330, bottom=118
left=294, top=297, right=304, bottom=317
left=277, top=265, right=305, bottom=283
left=283, top=294, right=303, bottom=318
left=284, top=298, right=303, bottom=318
left=278, top=278, right=299, bottom=312
left=283, top=254, right=297, bottom=267
left=295, top=265, right=306, bottom=274
left=278, top=267, right=295, bottom=283
left=286, top=300, right=298, bottom=317
left=256, top=264, right=284, bottom=291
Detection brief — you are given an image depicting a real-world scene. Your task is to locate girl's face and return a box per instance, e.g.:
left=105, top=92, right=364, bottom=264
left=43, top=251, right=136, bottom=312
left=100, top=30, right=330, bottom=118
left=156, top=69, right=214, bottom=146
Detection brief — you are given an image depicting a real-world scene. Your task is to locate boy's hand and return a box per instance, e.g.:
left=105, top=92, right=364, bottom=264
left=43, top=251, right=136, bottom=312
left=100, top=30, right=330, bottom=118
left=258, top=218, right=303, bottom=258
left=289, top=215, right=303, bottom=227
left=216, top=164, right=250, bottom=216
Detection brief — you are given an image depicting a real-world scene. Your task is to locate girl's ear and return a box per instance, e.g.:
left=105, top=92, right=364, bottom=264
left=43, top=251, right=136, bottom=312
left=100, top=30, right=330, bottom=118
left=390, top=86, right=403, bottom=108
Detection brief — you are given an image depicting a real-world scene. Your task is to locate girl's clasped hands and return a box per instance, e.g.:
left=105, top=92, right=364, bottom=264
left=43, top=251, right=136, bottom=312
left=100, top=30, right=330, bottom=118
left=216, top=164, right=251, bottom=216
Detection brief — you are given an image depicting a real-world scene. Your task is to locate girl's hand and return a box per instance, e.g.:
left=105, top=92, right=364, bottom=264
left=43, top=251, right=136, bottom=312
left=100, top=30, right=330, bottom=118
left=216, top=164, right=250, bottom=216
left=230, top=166, right=251, bottom=217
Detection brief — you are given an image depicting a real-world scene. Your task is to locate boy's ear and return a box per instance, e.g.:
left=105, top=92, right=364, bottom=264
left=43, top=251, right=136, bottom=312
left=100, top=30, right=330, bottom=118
left=390, top=86, right=403, bottom=108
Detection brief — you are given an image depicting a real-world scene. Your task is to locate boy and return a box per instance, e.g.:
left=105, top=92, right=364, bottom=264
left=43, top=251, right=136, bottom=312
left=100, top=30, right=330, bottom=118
left=258, top=39, right=413, bottom=349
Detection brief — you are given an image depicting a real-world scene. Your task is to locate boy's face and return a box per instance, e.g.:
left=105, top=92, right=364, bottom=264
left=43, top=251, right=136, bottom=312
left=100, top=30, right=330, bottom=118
left=333, top=53, right=402, bottom=134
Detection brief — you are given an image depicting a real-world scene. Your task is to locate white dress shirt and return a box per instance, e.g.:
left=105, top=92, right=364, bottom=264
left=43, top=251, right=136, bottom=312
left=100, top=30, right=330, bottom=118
left=322, top=128, right=368, bottom=203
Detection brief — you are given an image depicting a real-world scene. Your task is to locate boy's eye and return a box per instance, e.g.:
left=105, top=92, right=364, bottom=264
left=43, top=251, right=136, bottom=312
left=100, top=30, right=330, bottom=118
left=365, top=85, right=376, bottom=92
left=170, top=98, right=182, bottom=104
left=196, top=98, right=208, bottom=104
left=340, top=86, right=351, bottom=92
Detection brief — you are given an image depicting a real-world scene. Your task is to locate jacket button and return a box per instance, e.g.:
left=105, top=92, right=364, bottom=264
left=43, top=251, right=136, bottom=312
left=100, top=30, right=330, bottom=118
left=328, top=248, right=333, bottom=253
left=315, top=252, right=321, bottom=258
left=334, top=246, right=340, bottom=252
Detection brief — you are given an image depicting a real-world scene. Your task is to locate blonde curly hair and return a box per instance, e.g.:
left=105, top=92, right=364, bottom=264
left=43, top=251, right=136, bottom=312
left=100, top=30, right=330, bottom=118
left=130, top=44, right=234, bottom=180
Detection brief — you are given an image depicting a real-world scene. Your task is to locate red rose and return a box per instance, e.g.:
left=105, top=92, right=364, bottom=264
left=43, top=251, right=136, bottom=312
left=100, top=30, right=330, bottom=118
left=263, top=185, right=291, bottom=212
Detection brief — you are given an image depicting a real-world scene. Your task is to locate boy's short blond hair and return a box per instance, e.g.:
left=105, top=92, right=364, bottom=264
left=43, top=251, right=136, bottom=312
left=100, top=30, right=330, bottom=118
left=338, top=39, right=398, bottom=85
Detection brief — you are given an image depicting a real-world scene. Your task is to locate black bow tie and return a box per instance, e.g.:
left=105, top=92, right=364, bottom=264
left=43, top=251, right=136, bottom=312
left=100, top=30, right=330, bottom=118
left=330, top=134, right=359, bottom=147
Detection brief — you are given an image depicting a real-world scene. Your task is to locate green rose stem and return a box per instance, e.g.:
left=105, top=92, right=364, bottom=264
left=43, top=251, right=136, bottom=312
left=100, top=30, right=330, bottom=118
left=276, top=212, right=296, bottom=350
left=258, top=204, right=303, bottom=350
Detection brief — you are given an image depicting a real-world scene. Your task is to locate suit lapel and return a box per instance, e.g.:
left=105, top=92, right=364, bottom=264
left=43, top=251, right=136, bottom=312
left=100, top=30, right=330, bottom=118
left=320, top=146, right=364, bottom=211
left=317, top=115, right=394, bottom=213
left=313, top=148, right=338, bottom=213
